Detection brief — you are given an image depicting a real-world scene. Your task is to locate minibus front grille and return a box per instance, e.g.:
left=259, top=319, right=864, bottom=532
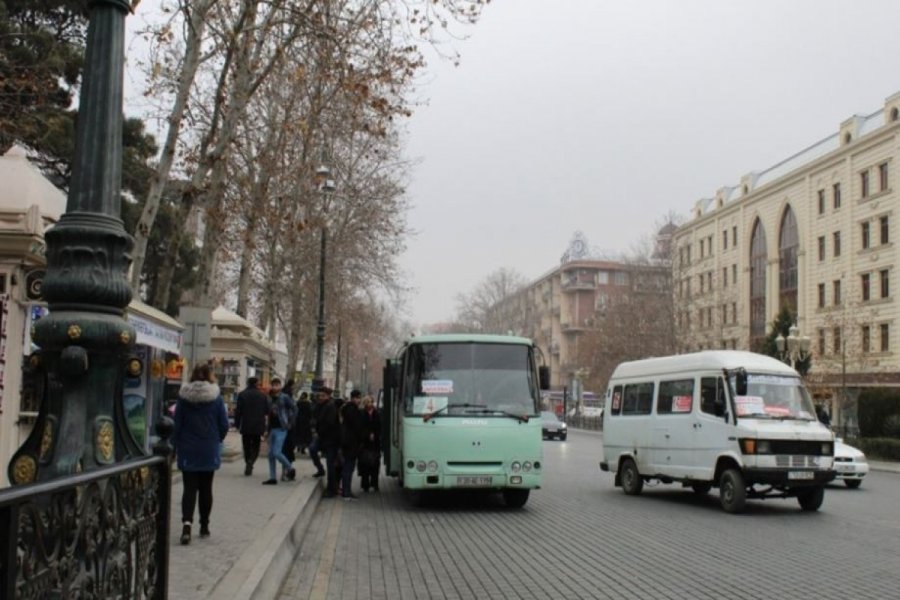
left=775, top=455, right=817, bottom=468
left=768, top=440, right=828, bottom=455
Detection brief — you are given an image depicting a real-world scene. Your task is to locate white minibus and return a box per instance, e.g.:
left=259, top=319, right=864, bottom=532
left=599, top=351, right=835, bottom=513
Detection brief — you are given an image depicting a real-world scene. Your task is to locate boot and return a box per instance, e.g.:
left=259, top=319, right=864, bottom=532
left=200, top=523, right=210, bottom=538
left=180, top=522, right=191, bottom=545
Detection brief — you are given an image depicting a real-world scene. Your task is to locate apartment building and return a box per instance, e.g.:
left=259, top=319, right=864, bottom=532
left=673, top=91, right=900, bottom=429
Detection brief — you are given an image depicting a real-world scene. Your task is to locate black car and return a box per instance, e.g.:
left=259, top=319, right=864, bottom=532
left=541, top=410, right=567, bottom=441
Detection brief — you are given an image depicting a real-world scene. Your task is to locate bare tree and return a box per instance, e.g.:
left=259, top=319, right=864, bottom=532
left=455, top=267, right=527, bottom=332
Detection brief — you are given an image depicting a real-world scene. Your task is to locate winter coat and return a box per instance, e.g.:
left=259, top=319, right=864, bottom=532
left=361, top=407, right=381, bottom=452
left=294, top=397, right=313, bottom=446
left=315, top=399, right=340, bottom=447
left=173, top=381, right=229, bottom=472
left=340, top=402, right=365, bottom=459
left=234, top=385, right=270, bottom=436
left=268, top=391, right=297, bottom=431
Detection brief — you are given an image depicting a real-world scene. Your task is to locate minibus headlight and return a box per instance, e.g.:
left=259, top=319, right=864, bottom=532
left=821, top=442, right=833, bottom=456
left=522, top=461, right=533, bottom=472
left=511, top=461, right=521, bottom=473
left=416, top=460, right=426, bottom=472
left=756, top=440, right=771, bottom=454
left=427, top=460, right=439, bottom=473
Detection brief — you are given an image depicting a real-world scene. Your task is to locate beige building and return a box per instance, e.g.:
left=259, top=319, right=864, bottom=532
left=673, top=91, right=900, bottom=430
left=486, top=234, right=671, bottom=391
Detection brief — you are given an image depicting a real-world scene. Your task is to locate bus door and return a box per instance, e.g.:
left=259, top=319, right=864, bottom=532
left=382, top=359, right=402, bottom=477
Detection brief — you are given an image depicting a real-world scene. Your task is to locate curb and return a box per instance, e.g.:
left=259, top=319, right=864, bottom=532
left=209, top=474, right=323, bottom=600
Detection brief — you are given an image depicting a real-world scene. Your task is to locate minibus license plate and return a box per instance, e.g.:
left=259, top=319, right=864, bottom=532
left=457, top=476, right=492, bottom=486
left=788, top=471, right=814, bottom=480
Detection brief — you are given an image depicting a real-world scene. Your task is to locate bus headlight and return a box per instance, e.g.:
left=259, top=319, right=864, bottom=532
left=756, top=440, right=771, bottom=454
left=821, top=442, right=833, bottom=456
left=511, top=461, right=521, bottom=473
left=522, top=461, right=533, bottom=472
left=427, top=460, right=439, bottom=473
left=416, top=460, right=426, bottom=472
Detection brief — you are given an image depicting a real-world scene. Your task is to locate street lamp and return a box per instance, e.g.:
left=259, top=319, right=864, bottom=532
left=312, top=164, right=335, bottom=393
left=775, top=323, right=811, bottom=370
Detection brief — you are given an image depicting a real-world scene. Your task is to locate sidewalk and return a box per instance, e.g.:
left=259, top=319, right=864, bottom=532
left=168, top=431, right=322, bottom=600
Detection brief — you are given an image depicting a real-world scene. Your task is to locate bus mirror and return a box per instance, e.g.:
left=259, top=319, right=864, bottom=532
left=539, top=366, right=550, bottom=390
left=735, top=368, right=748, bottom=396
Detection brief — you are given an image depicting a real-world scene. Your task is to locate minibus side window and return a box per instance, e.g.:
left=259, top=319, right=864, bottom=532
left=610, top=385, right=623, bottom=416
left=623, top=382, right=653, bottom=415
left=700, top=377, right=726, bottom=417
left=657, top=379, right=694, bottom=414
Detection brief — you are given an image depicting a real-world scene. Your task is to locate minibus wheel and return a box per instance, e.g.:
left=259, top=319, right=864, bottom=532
left=620, top=458, right=643, bottom=495
left=503, top=489, right=530, bottom=508
left=718, top=468, right=746, bottom=513
left=797, top=485, right=825, bottom=511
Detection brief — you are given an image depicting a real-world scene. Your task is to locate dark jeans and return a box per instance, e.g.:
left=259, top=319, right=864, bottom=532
left=360, top=453, right=380, bottom=490
left=341, top=454, right=358, bottom=497
left=182, top=470, right=215, bottom=526
left=323, top=443, right=339, bottom=495
left=242, top=434, right=261, bottom=467
left=309, top=437, right=325, bottom=474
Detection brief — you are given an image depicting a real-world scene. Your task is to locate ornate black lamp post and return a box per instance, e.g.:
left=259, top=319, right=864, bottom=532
left=312, top=165, right=335, bottom=393
left=0, top=1, right=173, bottom=597
left=775, top=323, right=811, bottom=370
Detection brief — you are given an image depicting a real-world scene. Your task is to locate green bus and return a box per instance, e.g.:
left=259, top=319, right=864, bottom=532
left=382, top=334, right=549, bottom=507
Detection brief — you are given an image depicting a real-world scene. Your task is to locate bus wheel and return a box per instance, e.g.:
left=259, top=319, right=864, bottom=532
left=620, top=458, right=643, bottom=495
left=718, top=468, right=746, bottom=513
left=405, top=489, right=427, bottom=507
left=797, top=486, right=825, bottom=511
left=503, top=489, right=530, bottom=508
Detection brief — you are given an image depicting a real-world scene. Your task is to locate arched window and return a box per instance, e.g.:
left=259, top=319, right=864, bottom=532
left=779, top=206, right=799, bottom=312
left=750, top=219, right=767, bottom=351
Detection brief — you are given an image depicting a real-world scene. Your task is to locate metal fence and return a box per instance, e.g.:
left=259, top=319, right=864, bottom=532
left=0, top=455, right=172, bottom=599
left=567, top=415, right=604, bottom=432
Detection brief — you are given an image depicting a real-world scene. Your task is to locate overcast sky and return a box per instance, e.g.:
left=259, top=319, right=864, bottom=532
left=398, top=0, right=900, bottom=325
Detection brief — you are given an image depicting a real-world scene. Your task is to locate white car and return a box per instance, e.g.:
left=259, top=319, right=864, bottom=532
left=833, top=438, right=869, bottom=488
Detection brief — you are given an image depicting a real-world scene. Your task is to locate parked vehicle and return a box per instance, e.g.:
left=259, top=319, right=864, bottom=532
left=599, top=351, right=836, bottom=513
left=541, top=411, right=567, bottom=440
left=833, top=438, right=868, bottom=488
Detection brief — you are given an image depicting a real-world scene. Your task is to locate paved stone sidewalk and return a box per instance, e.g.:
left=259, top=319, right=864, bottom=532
left=168, top=431, right=320, bottom=599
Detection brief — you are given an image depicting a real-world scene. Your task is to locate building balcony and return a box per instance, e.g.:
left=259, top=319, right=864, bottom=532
left=562, top=279, right=596, bottom=292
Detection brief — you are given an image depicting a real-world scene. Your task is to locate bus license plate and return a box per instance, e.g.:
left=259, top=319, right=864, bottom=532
left=788, top=471, right=814, bottom=480
left=457, top=476, right=492, bottom=486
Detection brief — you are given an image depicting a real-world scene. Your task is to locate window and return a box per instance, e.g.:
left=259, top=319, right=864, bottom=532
left=881, top=216, right=889, bottom=245
left=721, top=304, right=727, bottom=325
left=622, top=382, right=653, bottom=415
left=732, top=302, right=737, bottom=324
left=833, top=231, right=841, bottom=257
left=818, top=283, right=826, bottom=308
left=881, top=269, right=890, bottom=298
left=733, top=226, right=738, bottom=247
left=708, top=235, right=713, bottom=255
left=722, top=267, right=728, bottom=288
left=700, top=377, right=726, bottom=416
left=818, top=236, right=826, bottom=261
left=698, top=274, right=704, bottom=293
left=657, top=379, right=694, bottom=414
left=833, top=182, right=842, bottom=209
left=614, top=271, right=629, bottom=285
left=700, top=239, right=705, bottom=257
left=861, top=170, right=870, bottom=198
left=750, top=219, right=768, bottom=350
left=707, top=272, right=712, bottom=291
left=834, top=327, right=842, bottom=354
left=862, top=222, right=871, bottom=249
left=779, top=206, right=799, bottom=311
left=881, top=323, right=890, bottom=352
left=880, top=162, right=889, bottom=191
left=723, top=230, right=728, bottom=250
left=833, top=280, right=842, bottom=305
left=818, top=189, right=825, bottom=214
left=862, top=325, right=871, bottom=353
left=732, top=264, right=737, bottom=284
left=862, top=273, right=871, bottom=301
left=818, top=328, right=826, bottom=356
left=610, top=385, right=623, bottom=415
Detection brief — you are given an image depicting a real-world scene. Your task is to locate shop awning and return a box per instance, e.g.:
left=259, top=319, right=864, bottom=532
left=126, top=300, right=184, bottom=354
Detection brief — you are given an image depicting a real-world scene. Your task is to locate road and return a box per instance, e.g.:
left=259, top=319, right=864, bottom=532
left=278, top=429, right=900, bottom=600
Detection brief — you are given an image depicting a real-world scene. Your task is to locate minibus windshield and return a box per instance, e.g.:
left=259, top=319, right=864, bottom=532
left=730, top=374, right=817, bottom=421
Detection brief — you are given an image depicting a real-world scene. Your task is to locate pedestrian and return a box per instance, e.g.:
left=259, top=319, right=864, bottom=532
left=172, top=363, right=229, bottom=545
left=358, top=394, right=381, bottom=492
left=817, top=404, right=831, bottom=428
left=263, top=377, right=297, bottom=485
left=340, top=390, right=364, bottom=500
left=282, top=378, right=297, bottom=463
left=314, top=386, right=341, bottom=497
left=233, top=376, right=270, bottom=476
left=308, top=391, right=326, bottom=478
left=295, top=391, right=313, bottom=455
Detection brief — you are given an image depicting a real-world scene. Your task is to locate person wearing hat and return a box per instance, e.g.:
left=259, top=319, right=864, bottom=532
left=314, top=386, right=341, bottom=497
left=339, top=390, right=365, bottom=500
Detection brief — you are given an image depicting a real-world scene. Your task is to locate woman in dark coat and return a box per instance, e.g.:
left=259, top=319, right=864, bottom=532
left=294, top=392, right=313, bottom=454
left=358, top=395, right=381, bottom=492
left=172, top=364, right=229, bottom=545
left=281, top=379, right=297, bottom=464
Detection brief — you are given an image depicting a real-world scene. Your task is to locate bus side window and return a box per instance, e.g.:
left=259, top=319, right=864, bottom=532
left=700, top=377, right=725, bottom=417
left=610, top=385, right=623, bottom=415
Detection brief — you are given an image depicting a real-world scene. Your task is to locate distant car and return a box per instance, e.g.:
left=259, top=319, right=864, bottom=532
left=541, top=411, right=567, bottom=441
left=833, top=438, right=869, bottom=488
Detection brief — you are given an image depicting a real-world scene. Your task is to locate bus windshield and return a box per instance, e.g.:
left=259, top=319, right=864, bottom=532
left=730, top=373, right=817, bottom=421
left=404, top=343, right=540, bottom=417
